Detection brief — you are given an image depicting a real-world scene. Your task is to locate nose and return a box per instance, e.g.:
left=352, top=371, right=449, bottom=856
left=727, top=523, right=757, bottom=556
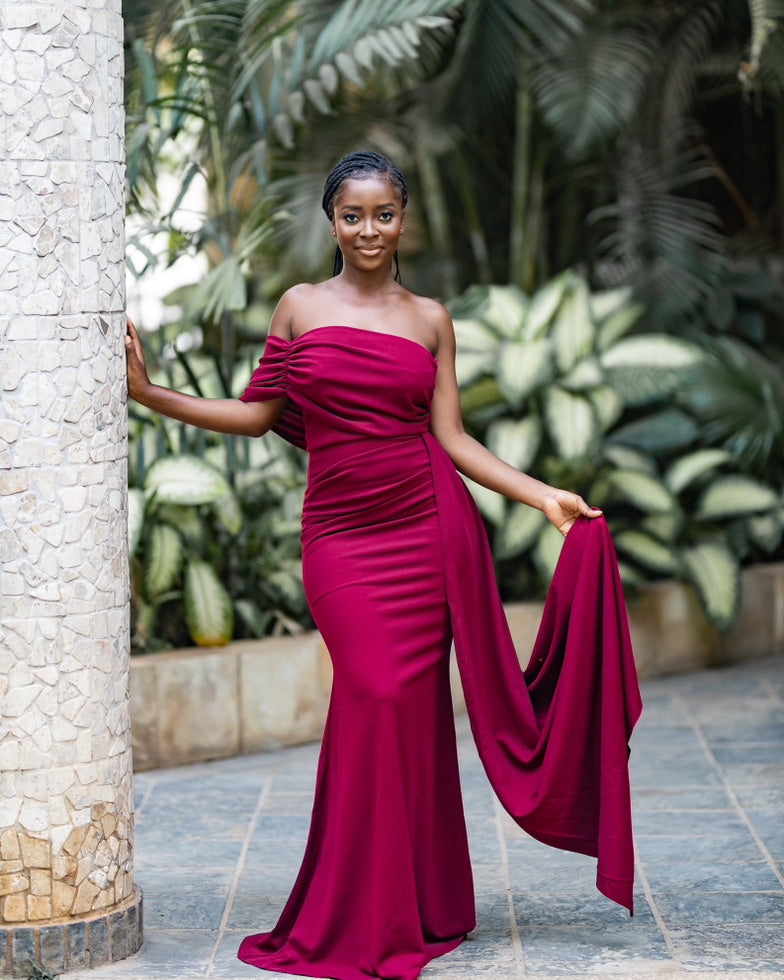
left=359, top=216, right=377, bottom=238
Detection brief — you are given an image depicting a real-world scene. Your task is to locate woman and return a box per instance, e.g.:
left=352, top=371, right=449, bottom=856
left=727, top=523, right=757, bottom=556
left=126, top=151, right=641, bottom=980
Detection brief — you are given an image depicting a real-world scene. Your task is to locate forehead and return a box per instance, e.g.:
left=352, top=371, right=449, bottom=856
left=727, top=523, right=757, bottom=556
left=333, top=174, right=403, bottom=206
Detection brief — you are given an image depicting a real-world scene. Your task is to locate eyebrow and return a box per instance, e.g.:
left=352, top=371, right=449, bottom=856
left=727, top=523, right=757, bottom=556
left=338, top=201, right=399, bottom=211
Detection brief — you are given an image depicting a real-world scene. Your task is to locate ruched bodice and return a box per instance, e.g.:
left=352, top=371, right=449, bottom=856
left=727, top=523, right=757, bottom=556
left=241, top=326, right=435, bottom=452
left=238, top=326, right=642, bottom=980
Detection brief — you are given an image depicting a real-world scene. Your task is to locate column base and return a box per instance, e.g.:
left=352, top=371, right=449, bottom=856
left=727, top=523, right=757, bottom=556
left=1, top=888, right=142, bottom=977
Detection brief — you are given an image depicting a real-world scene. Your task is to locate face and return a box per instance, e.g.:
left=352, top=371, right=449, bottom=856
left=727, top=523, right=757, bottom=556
left=331, top=175, right=406, bottom=276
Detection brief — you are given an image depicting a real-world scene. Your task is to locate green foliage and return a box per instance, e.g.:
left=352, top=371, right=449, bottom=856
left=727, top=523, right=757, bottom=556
left=452, top=273, right=784, bottom=633
left=121, top=0, right=784, bottom=641
left=184, top=560, right=235, bottom=646
left=128, top=344, right=309, bottom=652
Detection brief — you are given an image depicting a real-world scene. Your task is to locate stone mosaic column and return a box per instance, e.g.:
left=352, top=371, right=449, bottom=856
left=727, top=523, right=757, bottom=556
left=0, top=0, right=142, bottom=974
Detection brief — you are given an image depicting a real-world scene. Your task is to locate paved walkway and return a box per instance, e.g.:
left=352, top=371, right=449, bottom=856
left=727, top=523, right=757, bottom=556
left=62, top=657, right=784, bottom=980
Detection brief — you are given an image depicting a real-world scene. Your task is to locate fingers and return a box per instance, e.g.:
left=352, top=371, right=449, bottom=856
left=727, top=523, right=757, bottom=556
left=576, top=495, right=602, bottom=518
left=125, top=315, right=145, bottom=362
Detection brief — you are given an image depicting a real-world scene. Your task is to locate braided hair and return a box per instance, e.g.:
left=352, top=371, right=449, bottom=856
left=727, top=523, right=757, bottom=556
left=322, top=151, right=408, bottom=283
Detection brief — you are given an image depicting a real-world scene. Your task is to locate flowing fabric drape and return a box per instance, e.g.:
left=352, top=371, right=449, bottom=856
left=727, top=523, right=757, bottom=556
left=237, top=327, right=642, bottom=980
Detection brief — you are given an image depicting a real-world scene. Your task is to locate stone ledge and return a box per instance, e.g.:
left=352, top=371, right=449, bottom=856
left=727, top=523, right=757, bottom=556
left=0, top=888, right=142, bottom=978
left=131, top=564, right=784, bottom=771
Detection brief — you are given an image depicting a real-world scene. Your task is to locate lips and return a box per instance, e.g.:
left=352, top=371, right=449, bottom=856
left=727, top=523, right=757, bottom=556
left=357, top=245, right=383, bottom=255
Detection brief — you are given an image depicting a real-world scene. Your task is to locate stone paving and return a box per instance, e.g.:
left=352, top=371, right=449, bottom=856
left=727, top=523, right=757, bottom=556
left=60, top=656, right=784, bottom=980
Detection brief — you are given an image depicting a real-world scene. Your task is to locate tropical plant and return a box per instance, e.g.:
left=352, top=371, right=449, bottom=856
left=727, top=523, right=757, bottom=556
left=450, top=275, right=784, bottom=631
left=127, top=340, right=309, bottom=651
left=124, top=0, right=784, bottom=335
left=124, top=0, right=462, bottom=345
left=681, top=334, right=784, bottom=485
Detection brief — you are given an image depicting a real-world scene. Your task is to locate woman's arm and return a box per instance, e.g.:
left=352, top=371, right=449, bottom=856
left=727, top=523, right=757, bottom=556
left=125, top=316, right=285, bottom=438
left=429, top=307, right=600, bottom=535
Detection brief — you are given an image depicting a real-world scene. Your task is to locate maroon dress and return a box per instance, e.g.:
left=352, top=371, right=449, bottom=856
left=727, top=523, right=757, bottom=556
left=237, top=326, right=642, bottom=980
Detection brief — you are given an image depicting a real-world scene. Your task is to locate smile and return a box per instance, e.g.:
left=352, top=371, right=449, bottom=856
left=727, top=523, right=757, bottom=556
left=358, top=246, right=384, bottom=255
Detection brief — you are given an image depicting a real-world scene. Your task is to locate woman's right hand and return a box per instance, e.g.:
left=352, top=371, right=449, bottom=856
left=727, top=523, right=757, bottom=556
left=125, top=315, right=151, bottom=403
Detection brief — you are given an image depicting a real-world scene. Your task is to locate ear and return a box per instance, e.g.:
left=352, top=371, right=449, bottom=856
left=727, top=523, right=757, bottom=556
left=399, top=211, right=406, bottom=235
left=331, top=215, right=337, bottom=238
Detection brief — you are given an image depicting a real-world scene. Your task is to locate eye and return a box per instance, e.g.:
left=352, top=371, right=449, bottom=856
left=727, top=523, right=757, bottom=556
left=379, top=212, right=395, bottom=222
left=342, top=214, right=358, bottom=223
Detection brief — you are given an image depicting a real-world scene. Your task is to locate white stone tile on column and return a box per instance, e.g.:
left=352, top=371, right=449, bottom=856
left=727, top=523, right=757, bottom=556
left=0, top=0, right=140, bottom=973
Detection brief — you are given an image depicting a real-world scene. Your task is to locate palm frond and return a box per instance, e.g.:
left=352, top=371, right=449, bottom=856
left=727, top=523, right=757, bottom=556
left=531, top=22, right=657, bottom=160
left=443, top=0, right=593, bottom=127
left=592, top=141, right=727, bottom=323
left=681, top=336, right=784, bottom=478
left=641, top=1, right=724, bottom=164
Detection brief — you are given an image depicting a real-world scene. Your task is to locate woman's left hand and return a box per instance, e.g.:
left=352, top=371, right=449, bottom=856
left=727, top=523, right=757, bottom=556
left=543, top=488, right=602, bottom=537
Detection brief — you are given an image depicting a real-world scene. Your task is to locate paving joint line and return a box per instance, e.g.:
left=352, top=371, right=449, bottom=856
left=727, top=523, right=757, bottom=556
left=133, top=773, right=157, bottom=820
left=492, top=794, right=526, bottom=979
left=631, top=853, right=683, bottom=969
left=205, top=772, right=275, bottom=976
left=674, top=693, right=784, bottom=891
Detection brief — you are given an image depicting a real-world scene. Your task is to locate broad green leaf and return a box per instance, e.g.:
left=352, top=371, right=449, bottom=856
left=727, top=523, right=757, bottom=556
left=482, top=285, right=528, bottom=338
left=641, top=511, right=683, bottom=543
left=460, top=376, right=504, bottom=416
left=682, top=542, right=740, bottom=632
left=609, top=409, right=699, bottom=453
left=495, top=339, right=553, bottom=406
left=145, top=524, right=183, bottom=598
left=601, top=335, right=703, bottom=405
left=156, top=504, right=207, bottom=544
left=589, top=385, right=624, bottom=432
left=455, top=349, right=494, bottom=387
left=495, top=503, right=547, bottom=559
left=134, top=597, right=156, bottom=639
left=664, top=449, right=733, bottom=495
left=543, top=387, right=599, bottom=462
left=560, top=356, right=603, bottom=391
left=609, top=470, right=676, bottom=513
left=453, top=317, right=499, bottom=350
left=266, top=569, right=304, bottom=608
left=128, top=488, right=145, bottom=559
left=213, top=491, right=242, bottom=536
left=235, top=599, right=273, bottom=639
left=486, top=417, right=542, bottom=472
left=184, top=560, right=234, bottom=647
left=615, top=530, right=679, bottom=574
left=533, top=522, right=565, bottom=584
left=552, top=276, right=594, bottom=372
left=603, top=445, right=657, bottom=475
left=595, top=301, right=643, bottom=351
left=589, top=285, right=633, bottom=324
left=617, top=561, right=645, bottom=586
left=463, top=476, right=505, bottom=526
left=523, top=271, right=571, bottom=340
left=145, top=455, right=232, bottom=506
left=747, top=512, right=783, bottom=553
left=697, top=476, right=779, bottom=520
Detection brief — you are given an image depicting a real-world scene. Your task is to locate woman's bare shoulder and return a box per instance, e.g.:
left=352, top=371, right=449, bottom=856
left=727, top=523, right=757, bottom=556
left=404, top=292, right=453, bottom=351
left=271, top=281, right=334, bottom=338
